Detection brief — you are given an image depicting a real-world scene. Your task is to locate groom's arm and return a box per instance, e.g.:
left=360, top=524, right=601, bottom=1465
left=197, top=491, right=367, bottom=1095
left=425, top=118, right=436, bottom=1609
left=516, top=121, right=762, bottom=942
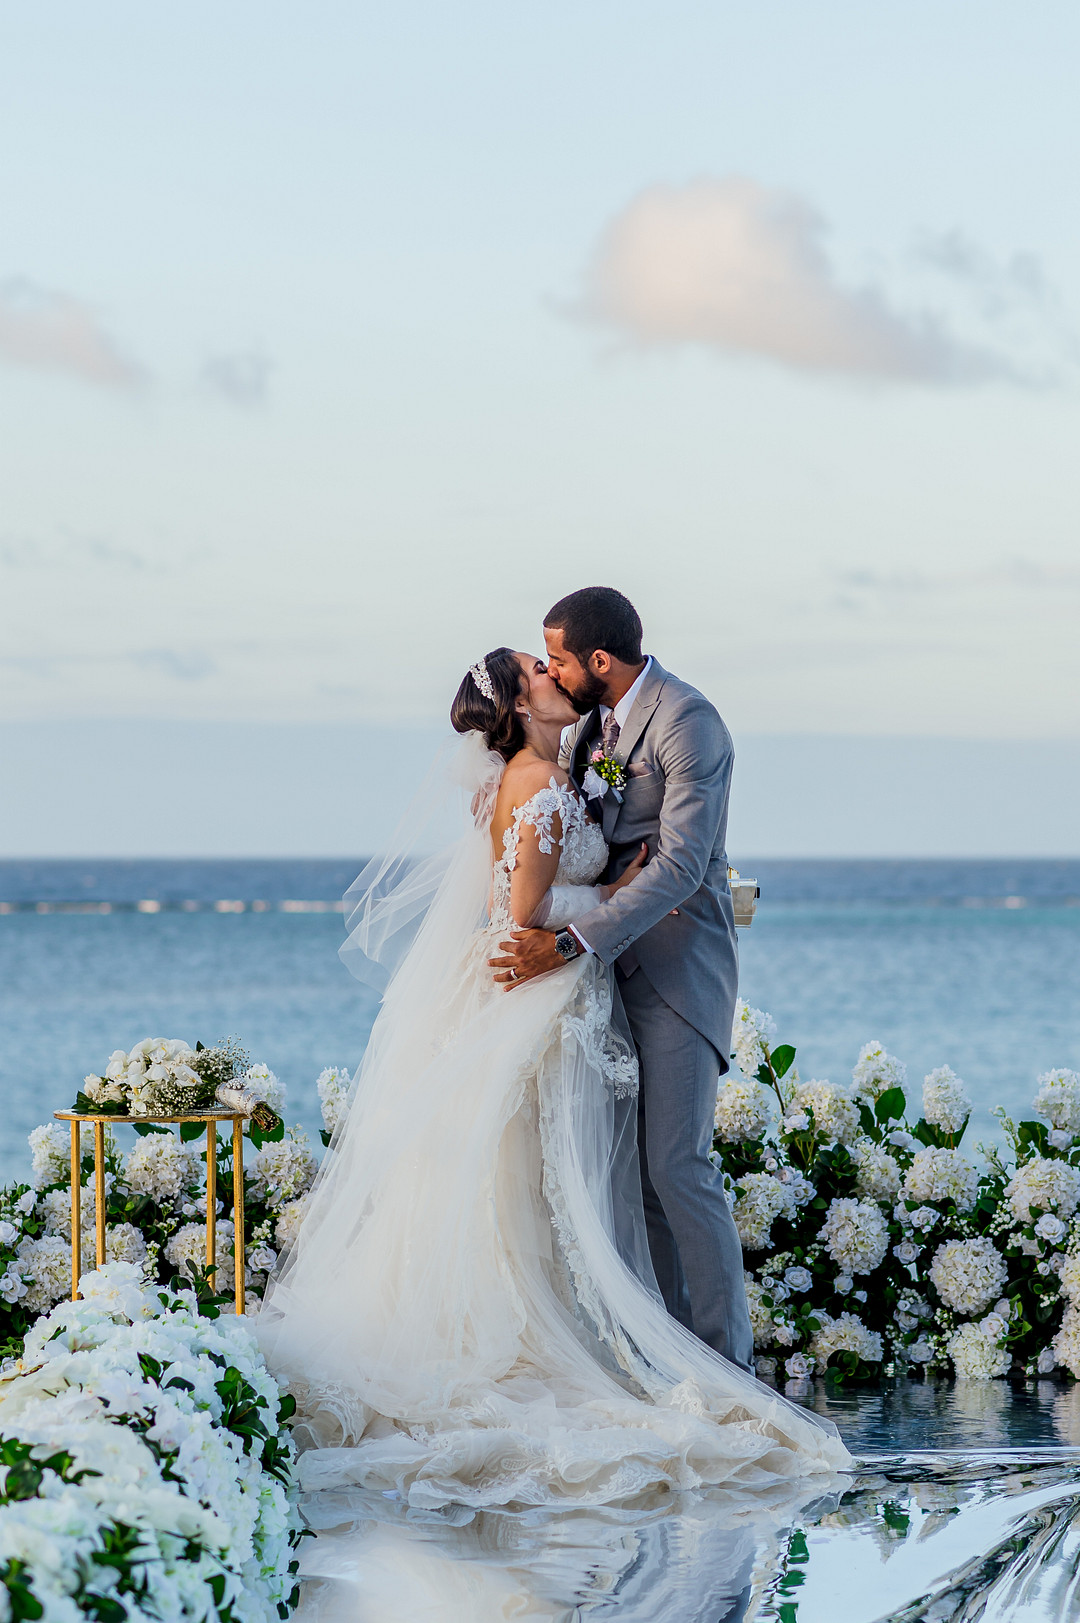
left=569, top=697, right=730, bottom=963
left=493, top=697, right=731, bottom=987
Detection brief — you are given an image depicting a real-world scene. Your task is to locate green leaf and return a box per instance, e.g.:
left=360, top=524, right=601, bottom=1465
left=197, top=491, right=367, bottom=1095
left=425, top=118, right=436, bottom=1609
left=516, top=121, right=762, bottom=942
left=875, top=1087, right=906, bottom=1123
left=179, top=1121, right=205, bottom=1142
left=771, top=1044, right=797, bottom=1080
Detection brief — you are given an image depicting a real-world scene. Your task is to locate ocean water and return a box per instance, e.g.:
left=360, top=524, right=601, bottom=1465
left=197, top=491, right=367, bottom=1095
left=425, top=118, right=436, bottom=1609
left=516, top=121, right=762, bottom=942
left=1, top=858, right=1078, bottom=1183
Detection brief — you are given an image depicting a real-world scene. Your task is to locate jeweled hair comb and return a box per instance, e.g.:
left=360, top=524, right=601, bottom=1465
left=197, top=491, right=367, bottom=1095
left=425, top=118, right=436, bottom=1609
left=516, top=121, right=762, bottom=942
left=469, top=657, right=496, bottom=703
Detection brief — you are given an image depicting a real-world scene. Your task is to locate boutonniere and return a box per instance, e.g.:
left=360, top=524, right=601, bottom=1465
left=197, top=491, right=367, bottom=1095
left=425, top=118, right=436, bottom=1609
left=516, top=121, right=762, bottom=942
left=582, top=748, right=626, bottom=802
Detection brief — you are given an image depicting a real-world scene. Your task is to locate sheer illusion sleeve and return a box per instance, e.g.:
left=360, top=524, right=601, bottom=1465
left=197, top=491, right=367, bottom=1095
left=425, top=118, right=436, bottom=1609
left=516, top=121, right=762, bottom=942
left=527, top=885, right=605, bottom=929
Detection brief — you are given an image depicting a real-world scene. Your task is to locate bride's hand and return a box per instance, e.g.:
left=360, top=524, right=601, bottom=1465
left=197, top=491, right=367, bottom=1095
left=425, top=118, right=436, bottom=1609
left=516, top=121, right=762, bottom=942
left=601, top=842, right=648, bottom=900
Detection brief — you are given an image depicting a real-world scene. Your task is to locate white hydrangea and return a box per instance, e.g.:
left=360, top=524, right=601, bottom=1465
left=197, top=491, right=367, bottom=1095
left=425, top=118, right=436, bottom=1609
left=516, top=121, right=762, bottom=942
left=1059, top=1251, right=1080, bottom=1307
left=714, top=1075, right=770, bottom=1142
left=902, top=1147, right=978, bottom=1213
left=249, top=1130, right=317, bottom=1209
left=123, top=1133, right=201, bottom=1205
left=922, top=1066, right=972, bottom=1134
left=811, top=1311, right=883, bottom=1367
left=37, top=1185, right=95, bottom=1239
left=165, top=1218, right=235, bottom=1291
left=104, top=1222, right=149, bottom=1271
left=732, top=1172, right=793, bottom=1250
left=731, top=1000, right=776, bottom=1078
left=787, top=1080, right=861, bottom=1146
left=948, top=1320, right=1010, bottom=1380
left=817, top=1198, right=889, bottom=1275
left=15, top=1234, right=72, bottom=1315
left=851, top=1040, right=907, bottom=1101
left=1033, top=1070, right=1080, bottom=1136
left=744, top=1275, right=781, bottom=1348
left=1053, top=1305, right=1080, bottom=1378
left=28, top=1122, right=76, bottom=1189
left=316, top=1066, right=352, bottom=1137
left=928, top=1237, right=1008, bottom=1316
left=273, top=1194, right=310, bottom=1254
left=1006, top=1156, right=1080, bottom=1224
left=851, top=1137, right=902, bottom=1201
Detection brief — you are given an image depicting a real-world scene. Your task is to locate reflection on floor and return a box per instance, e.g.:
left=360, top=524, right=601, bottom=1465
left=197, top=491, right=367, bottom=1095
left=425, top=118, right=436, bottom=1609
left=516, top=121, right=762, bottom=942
left=295, top=1380, right=1080, bottom=1622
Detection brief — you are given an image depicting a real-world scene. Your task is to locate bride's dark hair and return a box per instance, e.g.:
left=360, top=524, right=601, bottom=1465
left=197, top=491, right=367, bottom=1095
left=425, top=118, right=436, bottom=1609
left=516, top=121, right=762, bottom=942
left=450, top=647, right=526, bottom=764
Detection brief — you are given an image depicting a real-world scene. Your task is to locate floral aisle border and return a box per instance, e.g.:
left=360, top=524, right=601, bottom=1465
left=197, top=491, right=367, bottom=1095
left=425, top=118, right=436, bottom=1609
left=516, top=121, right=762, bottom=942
left=0, top=1058, right=351, bottom=1361
left=4, top=1016, right=1080, bottom=1407
left=717, top=1000, right=1080, bottom=1383
left=0, top=1264, right=300, bottom=1622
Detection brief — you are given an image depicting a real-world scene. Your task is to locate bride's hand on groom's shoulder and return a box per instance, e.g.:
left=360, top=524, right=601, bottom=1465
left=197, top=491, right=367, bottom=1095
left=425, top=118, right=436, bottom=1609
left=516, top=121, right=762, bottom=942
left=488, top=929, right=562, bottom=990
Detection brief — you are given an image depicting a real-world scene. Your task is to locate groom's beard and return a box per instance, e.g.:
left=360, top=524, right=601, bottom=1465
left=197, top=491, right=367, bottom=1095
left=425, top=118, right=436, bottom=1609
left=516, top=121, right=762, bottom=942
left=554, top=670, right=607, bottom=715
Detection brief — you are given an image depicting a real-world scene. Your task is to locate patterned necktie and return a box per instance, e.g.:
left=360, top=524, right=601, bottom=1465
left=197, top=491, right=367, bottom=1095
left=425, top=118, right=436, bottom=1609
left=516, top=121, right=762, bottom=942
left=602, top=711, right=621, bottom=757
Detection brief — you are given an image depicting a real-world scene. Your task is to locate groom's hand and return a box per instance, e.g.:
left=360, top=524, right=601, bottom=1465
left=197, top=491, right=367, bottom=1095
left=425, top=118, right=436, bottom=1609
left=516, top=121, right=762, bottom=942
left=489, top=929, right=562, bottom=989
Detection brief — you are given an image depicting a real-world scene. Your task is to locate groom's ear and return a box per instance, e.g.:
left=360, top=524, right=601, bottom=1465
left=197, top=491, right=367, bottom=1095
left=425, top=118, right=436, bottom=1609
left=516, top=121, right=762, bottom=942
left=590, top=650, right=612, bottom=677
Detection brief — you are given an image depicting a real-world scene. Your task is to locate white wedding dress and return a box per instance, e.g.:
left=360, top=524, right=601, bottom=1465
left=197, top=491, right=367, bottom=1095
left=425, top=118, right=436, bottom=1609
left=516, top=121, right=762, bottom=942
left=257, top=737, right=850, bottom=1508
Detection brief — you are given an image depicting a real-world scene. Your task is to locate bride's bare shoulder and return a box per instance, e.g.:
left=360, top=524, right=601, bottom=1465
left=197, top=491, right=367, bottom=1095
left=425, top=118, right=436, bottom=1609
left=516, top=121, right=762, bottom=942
left=500, top=756, right=570, bottom=800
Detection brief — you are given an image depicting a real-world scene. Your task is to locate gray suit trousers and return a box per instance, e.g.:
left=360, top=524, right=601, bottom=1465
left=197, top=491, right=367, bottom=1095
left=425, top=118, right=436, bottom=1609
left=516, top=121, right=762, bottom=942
left=618, top=966, right=755, bottom=1372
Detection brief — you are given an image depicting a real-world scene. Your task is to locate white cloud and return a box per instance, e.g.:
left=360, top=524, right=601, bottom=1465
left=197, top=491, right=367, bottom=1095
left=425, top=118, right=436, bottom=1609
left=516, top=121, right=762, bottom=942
left=577, top=177, right=1024, bottom=383
left=0, top=278, right=142, bottom=386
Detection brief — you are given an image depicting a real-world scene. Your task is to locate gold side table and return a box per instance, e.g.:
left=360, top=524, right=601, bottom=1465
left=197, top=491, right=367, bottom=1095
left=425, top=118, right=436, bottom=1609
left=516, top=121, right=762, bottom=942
left=54, top=1110, right=248, bottom=1315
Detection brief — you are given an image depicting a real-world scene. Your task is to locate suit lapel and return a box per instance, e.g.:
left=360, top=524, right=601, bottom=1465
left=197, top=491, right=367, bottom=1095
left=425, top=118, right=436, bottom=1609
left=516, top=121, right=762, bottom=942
left=601, top=660, right=666, bottom=840
left=568, top=709, right=601, bottom=791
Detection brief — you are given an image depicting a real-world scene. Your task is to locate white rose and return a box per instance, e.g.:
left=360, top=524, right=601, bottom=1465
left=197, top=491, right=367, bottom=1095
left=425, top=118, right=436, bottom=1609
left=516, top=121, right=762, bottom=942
left=784, top=1266, right=812, bottom=1293
left=1037, top=1347, right=1057, bottom=1374
left=0, top=1220, right=19, bottom=1246
left=907, top=1338, right=933, bottom=1362
left=834, top=1274, right=854, bottom=1295
left=784, top=1353, right=811, bottom=1379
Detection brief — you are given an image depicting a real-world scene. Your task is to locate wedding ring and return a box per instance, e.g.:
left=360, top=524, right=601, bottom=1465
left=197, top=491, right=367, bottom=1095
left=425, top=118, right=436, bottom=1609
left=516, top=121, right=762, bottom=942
left=509, top=968, right=519, bottom=980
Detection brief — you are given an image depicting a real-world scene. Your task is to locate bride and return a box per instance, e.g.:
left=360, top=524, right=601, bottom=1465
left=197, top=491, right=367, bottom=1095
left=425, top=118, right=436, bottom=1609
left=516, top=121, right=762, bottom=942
left=257, top=647, right=851, bottom=1508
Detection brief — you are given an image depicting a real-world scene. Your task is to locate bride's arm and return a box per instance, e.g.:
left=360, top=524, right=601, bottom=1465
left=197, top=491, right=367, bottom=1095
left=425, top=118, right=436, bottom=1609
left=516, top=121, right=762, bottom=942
left=526, top=843, right=649, bottom=928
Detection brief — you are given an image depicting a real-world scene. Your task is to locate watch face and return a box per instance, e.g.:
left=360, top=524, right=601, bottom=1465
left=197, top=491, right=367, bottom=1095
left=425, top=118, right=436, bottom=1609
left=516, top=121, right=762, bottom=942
left=556, top=933, right=577, bottom=960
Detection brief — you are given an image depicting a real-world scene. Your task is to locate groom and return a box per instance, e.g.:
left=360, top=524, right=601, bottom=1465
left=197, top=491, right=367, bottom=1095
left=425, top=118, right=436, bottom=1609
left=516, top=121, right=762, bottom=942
left=491, top=586, right=754, bottom=1372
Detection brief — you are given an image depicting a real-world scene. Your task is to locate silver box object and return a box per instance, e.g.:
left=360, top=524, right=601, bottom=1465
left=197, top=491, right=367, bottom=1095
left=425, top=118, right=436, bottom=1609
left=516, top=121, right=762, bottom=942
left=729, top=872, right=759, bottom=928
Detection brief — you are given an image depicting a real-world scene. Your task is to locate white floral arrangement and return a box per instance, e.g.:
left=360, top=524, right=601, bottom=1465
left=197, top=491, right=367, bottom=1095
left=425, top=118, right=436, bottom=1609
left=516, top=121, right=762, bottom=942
left=0, top=1263, right=301, bottom=1621
left=718, top=996, right=1080, bottom=1384
left=75, top=1037, right=281, bottom=1131
left=1, top=1059, right=345, bottom=1360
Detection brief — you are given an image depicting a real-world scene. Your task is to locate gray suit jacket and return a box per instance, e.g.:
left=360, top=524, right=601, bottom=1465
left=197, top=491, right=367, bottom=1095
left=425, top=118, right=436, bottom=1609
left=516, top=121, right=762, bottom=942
left=559, top=659, right=738, bottom=1065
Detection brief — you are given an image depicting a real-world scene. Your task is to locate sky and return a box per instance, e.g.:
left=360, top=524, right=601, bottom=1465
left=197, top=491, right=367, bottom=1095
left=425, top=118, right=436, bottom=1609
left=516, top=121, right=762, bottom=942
left=2, top=2, right=1079, bottom=852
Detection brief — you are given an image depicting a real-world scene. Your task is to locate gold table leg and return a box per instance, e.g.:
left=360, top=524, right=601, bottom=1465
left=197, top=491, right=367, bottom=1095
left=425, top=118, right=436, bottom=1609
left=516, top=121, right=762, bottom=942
left=70, top=1121, right=81, bottom=1300
left=94, top=1121, right=107, bottom=1268
left=232, top=1117, right=245, bottom=1315
left=206, top=1120, right=217, bottom=1279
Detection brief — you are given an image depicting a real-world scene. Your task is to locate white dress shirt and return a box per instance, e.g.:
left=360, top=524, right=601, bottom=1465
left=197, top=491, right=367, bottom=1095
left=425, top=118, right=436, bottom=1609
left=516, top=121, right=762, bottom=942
left=569, top=657, right=652, bottom=956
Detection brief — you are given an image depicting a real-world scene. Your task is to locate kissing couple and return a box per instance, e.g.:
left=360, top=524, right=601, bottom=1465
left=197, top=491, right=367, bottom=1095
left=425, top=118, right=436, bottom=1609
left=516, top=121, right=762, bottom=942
left=258, top=586, right=849, bottom=1510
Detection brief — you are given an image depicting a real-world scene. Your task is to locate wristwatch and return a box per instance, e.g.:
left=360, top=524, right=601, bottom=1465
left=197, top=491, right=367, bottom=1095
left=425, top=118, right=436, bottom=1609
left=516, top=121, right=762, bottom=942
left=554, top=929, right=583, bottom=963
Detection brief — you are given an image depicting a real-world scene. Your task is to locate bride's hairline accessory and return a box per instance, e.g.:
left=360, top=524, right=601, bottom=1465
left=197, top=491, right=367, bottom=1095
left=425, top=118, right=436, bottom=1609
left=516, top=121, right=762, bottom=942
left=469, top=657, right=496, bottom=703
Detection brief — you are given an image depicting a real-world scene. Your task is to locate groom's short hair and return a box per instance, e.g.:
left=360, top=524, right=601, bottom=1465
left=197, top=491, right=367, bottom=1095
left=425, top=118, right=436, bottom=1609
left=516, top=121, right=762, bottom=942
left=544, top=587, right=643, bottom=666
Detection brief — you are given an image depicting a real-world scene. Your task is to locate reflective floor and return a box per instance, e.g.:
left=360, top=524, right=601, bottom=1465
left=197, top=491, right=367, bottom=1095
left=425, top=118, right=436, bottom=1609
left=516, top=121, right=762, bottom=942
left=295, top=1381, right=1080, bottom=1622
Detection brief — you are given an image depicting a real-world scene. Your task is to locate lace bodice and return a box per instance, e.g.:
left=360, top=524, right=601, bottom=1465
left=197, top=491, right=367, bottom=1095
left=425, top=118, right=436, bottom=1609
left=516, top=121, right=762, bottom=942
left=490, top=778, right=608, bottom=930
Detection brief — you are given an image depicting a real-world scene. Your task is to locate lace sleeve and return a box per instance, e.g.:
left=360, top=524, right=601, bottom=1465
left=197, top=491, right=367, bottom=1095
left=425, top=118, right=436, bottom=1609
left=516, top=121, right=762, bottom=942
left=504, top=781, right=566, bottom=871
